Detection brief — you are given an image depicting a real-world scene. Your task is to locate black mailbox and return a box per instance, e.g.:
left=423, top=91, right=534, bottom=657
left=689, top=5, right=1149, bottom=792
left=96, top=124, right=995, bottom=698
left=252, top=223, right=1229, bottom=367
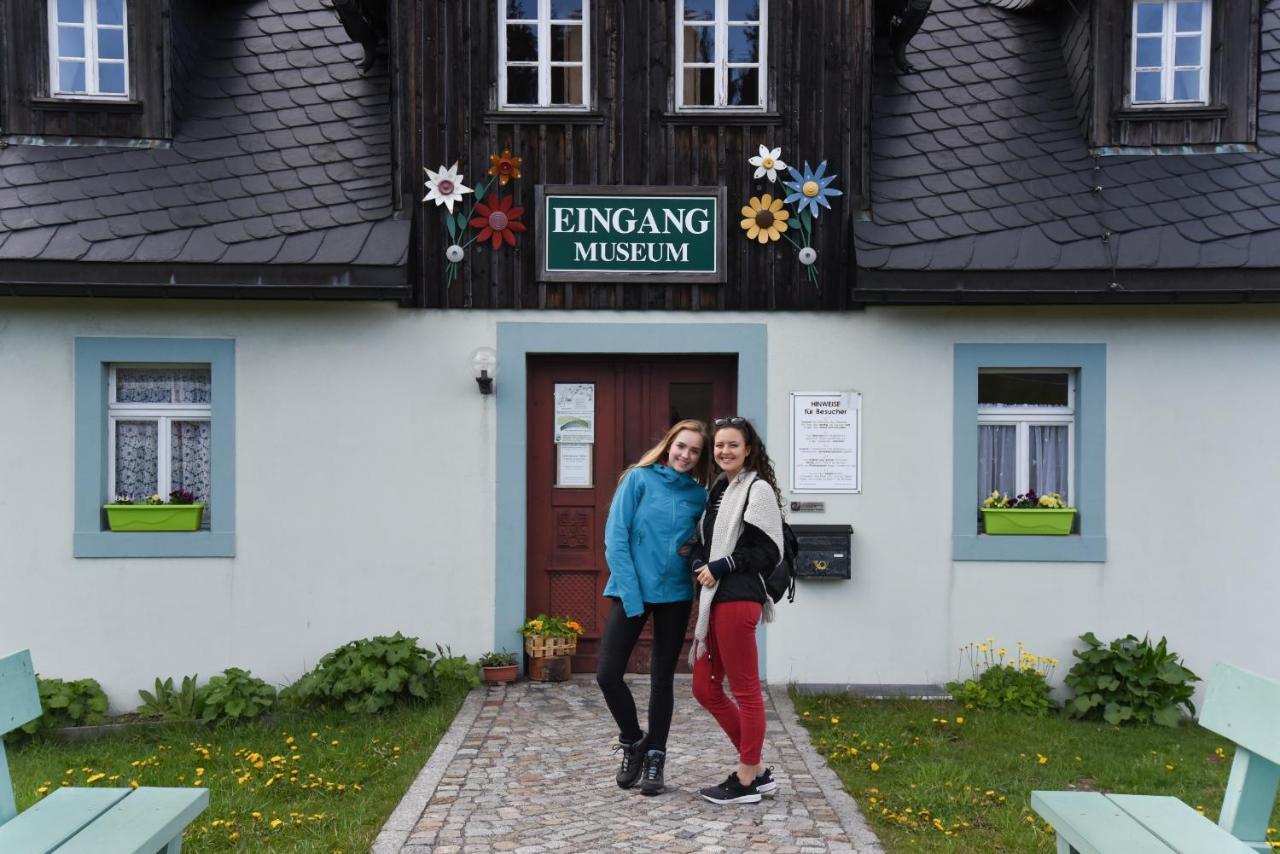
left=791, top=524, right=853, bottom=580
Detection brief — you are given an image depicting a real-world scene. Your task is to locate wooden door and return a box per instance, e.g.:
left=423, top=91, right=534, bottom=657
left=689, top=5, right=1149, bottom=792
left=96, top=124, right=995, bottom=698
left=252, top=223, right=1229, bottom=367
left=527, top=355, right=737, bottom=673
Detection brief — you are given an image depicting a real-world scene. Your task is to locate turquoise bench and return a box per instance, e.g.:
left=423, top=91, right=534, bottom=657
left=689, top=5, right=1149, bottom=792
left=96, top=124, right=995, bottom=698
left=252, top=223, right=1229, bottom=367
left=0, top=649, right=208, bottom=854
left=1032, top=661, right=1280, bottom=854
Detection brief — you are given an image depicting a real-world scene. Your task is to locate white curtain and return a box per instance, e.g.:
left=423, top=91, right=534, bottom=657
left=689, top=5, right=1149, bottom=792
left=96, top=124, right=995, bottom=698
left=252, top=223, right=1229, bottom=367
left=1030, top=425, right=1069, bottom=501
left=115, top=420, right=158, bottom=500
left=171, top=420, right=212, bottom=513
left=978, top=425, right=1016, bottom=502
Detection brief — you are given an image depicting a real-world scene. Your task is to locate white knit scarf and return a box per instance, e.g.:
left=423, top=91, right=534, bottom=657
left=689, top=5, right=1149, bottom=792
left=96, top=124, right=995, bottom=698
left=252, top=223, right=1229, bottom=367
left=688, top=470, right=785, bottom=666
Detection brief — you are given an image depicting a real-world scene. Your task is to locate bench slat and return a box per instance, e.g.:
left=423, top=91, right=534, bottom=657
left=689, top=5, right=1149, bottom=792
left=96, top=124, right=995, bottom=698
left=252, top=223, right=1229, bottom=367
left=1031, top=791, right=1177, bottom=854
left=1110, top=795, right=1255, bottom=854
left=0, top=651, right=41, bottom=735
left=53, top=788, right=208, bottom=854
left=0, top=788, right=130, bottom=854
left=1200, top=663, right=1280, bottom=767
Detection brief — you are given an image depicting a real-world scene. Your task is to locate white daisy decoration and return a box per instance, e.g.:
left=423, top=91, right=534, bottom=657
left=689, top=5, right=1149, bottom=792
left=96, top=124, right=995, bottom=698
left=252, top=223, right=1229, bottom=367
left=423, top=161, right=472, bottom=213
left=748, top=144, right=787, bottom=183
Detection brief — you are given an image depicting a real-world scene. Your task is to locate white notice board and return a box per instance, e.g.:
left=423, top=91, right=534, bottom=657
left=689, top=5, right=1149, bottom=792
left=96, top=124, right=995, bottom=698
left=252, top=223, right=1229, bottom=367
left=790, top=391, right=861, bottom=494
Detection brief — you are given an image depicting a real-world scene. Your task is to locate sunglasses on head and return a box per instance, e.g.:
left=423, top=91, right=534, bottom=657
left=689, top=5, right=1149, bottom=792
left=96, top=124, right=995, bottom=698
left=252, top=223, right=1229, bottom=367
left=713, top=416, right=747, bottom=428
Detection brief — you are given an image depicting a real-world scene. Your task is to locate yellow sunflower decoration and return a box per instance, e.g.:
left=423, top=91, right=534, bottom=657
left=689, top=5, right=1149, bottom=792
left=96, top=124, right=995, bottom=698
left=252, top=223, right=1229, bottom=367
left=739, top=194, right=790, bottom=244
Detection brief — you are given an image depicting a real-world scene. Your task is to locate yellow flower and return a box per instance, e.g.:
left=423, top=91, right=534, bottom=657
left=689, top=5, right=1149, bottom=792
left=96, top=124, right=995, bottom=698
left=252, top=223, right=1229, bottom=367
left=739, top=194, right=790, bottom=244
left=86, top=773, right=105, bottom=784
left=830, top=716, right=840, bottom=725
left=870, top=762, right=881, bottom=772
left=270, top=818, right=283, bottom=829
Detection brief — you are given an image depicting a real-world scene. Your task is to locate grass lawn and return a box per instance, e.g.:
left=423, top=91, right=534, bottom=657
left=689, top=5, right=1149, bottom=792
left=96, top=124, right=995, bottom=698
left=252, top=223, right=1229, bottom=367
left=793, top=693, right=1280, bottom=853
left=6, top=690, right=468, bottom=853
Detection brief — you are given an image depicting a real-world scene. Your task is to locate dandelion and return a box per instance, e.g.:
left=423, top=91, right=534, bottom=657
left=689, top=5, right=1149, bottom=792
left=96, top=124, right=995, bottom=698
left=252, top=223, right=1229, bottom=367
left=870, top=762, right=881, bottom=772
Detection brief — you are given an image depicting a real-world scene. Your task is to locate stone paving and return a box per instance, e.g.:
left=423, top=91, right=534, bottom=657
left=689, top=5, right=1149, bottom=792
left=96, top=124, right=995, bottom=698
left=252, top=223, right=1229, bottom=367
left=374, top=675, right=883, bottom=853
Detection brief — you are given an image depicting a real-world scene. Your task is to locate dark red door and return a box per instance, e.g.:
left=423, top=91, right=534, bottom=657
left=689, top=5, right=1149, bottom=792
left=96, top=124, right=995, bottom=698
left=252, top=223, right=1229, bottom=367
left=527, top=355, right=737, bottom=673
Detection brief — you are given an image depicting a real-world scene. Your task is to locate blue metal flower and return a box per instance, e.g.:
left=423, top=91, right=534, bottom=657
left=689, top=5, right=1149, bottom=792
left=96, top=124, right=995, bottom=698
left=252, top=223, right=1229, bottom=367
left=782, top=160, right=843, bottom=218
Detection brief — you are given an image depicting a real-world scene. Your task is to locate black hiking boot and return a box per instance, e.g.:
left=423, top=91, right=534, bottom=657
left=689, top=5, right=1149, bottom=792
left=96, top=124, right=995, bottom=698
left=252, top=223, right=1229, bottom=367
left=613, top=733, right=648, bottom=789
left=639, top=749, right=666, bottom=796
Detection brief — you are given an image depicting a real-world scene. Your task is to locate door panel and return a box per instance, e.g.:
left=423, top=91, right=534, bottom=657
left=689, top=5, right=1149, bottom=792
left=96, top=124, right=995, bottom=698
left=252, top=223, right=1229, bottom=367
left=527, top=355, right=737, bottom=673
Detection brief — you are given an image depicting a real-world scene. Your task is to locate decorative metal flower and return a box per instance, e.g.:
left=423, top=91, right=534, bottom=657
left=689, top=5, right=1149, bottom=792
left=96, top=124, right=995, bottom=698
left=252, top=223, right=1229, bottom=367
left=739, top=194, right=790, bottom=244
left=782, top=160, right=842, bottom=218
left=470, top=192, right=526, bottom=249
left=423, top=162, right=472, bottom=213
left=487, top=148, right=523, bottom=186
left=748, top=145, right=787, bottom=183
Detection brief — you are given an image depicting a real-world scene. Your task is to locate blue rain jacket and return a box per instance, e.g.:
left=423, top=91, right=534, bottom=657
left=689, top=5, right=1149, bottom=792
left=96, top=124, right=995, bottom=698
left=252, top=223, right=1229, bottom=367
left=603, top=463, right=707, bottom=617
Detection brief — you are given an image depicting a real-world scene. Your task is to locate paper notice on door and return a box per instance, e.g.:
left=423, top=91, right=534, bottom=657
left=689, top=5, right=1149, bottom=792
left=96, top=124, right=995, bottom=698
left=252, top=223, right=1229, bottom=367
left=554, top=383, right=595, bottom=444
left=556, top=443, right=593, bottom=488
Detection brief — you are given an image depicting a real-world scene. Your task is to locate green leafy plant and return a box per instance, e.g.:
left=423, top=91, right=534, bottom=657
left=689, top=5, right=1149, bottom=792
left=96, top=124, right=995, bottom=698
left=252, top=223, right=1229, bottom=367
left=478, top=650, right=517, bottom=668
left=433, top=645, right=480, bottom=691
left=15, top=676, right=110, bottom=738
left=137, top=675, right=202, bottom=720
left=1064, top=632, right=1200, bottom=727
left=284, top=633, right=448, bottom=714
left=981, top=489, right=1070, bottom=509
left=197, top=667, right=276, bottom=725
left=945, top=640, right=1058, bottom=717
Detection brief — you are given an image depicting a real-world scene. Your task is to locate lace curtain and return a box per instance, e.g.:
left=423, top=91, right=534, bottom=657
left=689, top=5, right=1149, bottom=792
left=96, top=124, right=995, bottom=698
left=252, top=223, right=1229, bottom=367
left=978, top=424, right=1069, bottom=503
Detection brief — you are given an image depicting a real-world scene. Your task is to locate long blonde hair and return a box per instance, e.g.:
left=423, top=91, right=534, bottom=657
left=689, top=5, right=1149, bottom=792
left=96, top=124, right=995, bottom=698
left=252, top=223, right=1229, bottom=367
left=619, top=419, right=712, bottom=486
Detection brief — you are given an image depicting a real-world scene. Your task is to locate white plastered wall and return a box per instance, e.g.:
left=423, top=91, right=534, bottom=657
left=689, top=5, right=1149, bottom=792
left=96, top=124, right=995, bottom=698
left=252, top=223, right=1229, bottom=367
left=1, top=300, right=1277, bottom=708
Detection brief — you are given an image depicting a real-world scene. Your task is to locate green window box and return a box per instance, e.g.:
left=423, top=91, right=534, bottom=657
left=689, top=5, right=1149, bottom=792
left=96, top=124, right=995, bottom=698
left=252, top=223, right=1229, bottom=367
left=980, top=508, right=1076, bottom=536
left=104, top=504, right=206, bottom=532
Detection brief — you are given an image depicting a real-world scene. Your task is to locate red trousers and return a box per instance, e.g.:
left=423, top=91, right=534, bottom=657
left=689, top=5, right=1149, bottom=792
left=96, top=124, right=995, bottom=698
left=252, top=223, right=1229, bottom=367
left=691, top=600, right=764, bottom=765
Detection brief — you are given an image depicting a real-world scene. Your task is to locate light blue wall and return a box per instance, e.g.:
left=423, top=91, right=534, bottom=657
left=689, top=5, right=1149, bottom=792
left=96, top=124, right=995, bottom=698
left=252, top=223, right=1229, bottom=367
left=952, top=343, right=1106, bottom=562
left=494, top=322, right=768, bottom=659
left=74, top=337, right=236, bottom=558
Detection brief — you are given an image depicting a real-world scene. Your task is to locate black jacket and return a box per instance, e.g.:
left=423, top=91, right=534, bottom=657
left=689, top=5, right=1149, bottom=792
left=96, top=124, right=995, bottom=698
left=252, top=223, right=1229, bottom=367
left=691, top=478, right=781, bottom=606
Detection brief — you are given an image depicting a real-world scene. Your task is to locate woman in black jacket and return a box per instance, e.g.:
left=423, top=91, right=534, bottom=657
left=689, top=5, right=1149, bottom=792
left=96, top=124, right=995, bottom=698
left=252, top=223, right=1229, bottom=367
left=688, top=416, right=785, bottom=806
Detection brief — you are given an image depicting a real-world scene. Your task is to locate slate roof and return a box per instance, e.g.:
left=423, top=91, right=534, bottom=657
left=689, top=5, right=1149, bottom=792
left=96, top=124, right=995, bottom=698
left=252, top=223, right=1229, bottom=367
left=0, top=0, right=407, bottom=273
left=855, top=0, right=1280, bottom=272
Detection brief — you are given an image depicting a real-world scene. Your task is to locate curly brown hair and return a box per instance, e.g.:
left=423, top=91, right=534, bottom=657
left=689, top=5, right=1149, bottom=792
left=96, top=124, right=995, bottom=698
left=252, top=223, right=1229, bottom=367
left=712, top=417, right=783, bottom=507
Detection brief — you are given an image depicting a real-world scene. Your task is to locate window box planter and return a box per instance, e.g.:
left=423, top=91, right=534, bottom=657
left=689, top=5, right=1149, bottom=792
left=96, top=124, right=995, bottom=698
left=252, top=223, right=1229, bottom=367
left=981, top=508, right=1075, bottom=536
left=103, top=503, right=205, bottom=532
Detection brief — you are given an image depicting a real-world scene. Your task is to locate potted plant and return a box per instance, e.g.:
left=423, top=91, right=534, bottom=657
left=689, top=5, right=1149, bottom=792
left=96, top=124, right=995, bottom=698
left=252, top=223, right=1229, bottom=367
left=980, top=490, right=1075, bottom=535
left=519, top=614, right=585, bottom=682
left=103, top=490, right=205, bottom=532
left=477, top=651, right=518, bottom=685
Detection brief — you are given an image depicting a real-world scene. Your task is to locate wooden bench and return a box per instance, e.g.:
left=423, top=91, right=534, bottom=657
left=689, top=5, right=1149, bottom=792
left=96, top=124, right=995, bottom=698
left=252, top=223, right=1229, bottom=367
left=0, top=649, right=208, bottom=854
left=1032, top=661, right=1280, bottom=854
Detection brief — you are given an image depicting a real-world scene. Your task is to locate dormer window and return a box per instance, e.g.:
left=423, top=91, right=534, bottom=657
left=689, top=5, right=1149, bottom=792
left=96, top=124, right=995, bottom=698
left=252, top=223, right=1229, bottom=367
left=676, top=0, right=767, bottom=110
left=48, top=0, right=129, bottom=99
left=1131, top=0, right=1209, bottom=105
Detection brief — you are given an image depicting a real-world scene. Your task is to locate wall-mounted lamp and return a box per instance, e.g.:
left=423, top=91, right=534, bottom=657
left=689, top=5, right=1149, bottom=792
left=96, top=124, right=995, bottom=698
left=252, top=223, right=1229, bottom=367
left=472, top=347, right=498, bottom=395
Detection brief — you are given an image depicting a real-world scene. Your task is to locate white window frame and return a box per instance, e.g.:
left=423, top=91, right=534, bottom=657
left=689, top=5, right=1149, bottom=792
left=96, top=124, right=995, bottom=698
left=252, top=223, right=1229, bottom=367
left=497, top=0, right=591, bottom=110
left=48, top=0, right=130, bottom=100
left=106, top=364, right=211, bottom=502
left=1130, top=0, right=1210, bottom=105
left=977, top=369, right=1076, bottom=503
left=674, top=0, right=768, bottom=112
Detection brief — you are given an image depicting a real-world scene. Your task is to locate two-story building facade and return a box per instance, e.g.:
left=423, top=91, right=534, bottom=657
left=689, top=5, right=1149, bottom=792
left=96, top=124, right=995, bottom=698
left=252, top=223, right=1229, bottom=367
left=2, top=0, right=1278, bottom=706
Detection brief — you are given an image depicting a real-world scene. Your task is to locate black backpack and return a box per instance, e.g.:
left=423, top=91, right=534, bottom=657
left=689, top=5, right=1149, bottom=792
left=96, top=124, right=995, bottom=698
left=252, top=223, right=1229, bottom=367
left=762, top=521, right=800, bottom=604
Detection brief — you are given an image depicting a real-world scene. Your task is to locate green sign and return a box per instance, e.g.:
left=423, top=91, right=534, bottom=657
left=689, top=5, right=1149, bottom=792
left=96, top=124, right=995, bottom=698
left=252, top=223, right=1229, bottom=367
left=536, top=186, right=725, bottom=283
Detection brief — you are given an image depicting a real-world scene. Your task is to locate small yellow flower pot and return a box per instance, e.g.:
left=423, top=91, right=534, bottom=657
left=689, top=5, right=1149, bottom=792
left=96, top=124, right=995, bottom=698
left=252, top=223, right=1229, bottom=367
left=981, top=508, right=1075, bottom=535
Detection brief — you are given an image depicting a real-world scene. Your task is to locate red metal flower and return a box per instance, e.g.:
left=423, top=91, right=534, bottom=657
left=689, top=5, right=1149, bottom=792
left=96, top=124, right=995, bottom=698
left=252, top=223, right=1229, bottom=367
left=470, top=192, right=526, bottom=249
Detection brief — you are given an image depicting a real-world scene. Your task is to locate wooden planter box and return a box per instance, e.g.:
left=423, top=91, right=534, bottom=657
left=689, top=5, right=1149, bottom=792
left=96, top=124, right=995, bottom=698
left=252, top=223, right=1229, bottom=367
left=981, top=508, right=1076, bottom=536
left=527, top=656, right=571, bottom=682
left=104, top=503, right=205, bottom=532
left=524, top=634, right=577, bottom=659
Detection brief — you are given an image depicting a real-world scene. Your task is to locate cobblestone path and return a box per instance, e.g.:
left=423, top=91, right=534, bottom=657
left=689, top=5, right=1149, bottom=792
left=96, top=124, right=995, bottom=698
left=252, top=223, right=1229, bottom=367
left=375, top=675, right=883, bottom=853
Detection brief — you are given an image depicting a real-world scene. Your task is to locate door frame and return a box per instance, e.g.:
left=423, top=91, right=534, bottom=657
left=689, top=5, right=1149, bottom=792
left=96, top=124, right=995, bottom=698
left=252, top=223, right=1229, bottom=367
left=495, top=322, right=769, bottom=673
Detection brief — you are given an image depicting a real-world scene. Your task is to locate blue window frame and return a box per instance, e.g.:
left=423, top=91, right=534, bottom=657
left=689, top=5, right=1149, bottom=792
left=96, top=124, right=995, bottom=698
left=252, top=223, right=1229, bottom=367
left=75, top=338, right=235, bottom=558
left=953, top=344, right=1106, bottom=562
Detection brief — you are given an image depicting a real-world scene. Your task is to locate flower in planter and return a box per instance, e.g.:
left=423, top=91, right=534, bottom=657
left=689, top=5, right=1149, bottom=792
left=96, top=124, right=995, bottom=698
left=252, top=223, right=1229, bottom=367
left=981, top=489, right=1071, bottom=510
left=168, top=489, right=198, bottom=505
left=519, top=614, right=585, bottom=638
left=111, top=494, right=135, bottom=505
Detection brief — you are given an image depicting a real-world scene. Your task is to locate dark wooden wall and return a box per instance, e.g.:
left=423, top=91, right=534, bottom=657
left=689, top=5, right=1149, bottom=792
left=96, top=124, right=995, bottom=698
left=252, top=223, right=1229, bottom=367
left=0, top=0, right=172, bottom=140
left=1091, top=0, right=1259, bottom=148
left=403, top=0, right=870, bottom=310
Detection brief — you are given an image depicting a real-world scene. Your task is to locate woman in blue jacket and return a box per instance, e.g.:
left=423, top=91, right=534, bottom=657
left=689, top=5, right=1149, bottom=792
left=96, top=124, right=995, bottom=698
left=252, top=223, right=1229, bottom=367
left=598, top=418, right=710, bottom=796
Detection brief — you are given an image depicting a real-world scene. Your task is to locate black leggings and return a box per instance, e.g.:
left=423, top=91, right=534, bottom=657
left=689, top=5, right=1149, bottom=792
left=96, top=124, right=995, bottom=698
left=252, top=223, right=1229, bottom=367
left=595, top=598, right=692, bottom=752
